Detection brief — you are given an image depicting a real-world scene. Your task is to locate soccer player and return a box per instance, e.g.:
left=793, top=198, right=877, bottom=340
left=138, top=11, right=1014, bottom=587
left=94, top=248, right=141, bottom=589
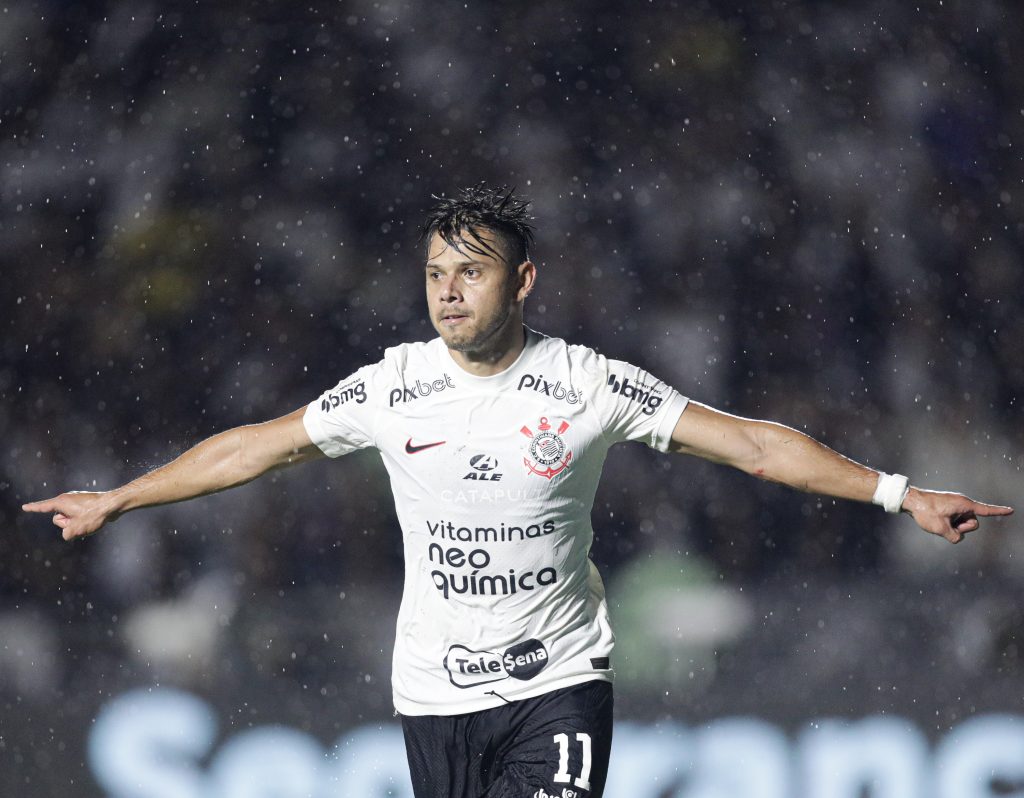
left=23, top=185, right=1013, bottom=798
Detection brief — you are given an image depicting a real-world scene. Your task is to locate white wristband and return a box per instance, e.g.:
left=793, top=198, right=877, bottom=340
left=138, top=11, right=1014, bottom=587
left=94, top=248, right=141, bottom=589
left=872, top=472, right=909, bottom=514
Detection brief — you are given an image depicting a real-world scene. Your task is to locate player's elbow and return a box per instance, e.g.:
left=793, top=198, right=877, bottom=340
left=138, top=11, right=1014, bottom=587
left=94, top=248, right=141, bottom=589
left=745, top=422, right=775, bottom=480
left=748, top=421, right=813, bottom=486
left=232, top=425, right=269, bottom=480
left=235, top=420, right=310, bottom=476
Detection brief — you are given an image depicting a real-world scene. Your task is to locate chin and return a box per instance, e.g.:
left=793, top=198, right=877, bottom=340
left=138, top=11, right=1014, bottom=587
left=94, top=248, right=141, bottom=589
left=443, top=335, right=479, bottom=353
left=435, top=326, right=470, bottom=349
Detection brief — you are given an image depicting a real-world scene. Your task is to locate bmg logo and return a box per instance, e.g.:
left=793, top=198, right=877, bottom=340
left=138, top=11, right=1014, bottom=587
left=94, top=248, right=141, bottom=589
left=320, top=380, right=366, bottom=411
left=607, top=374, right=663, bottom=415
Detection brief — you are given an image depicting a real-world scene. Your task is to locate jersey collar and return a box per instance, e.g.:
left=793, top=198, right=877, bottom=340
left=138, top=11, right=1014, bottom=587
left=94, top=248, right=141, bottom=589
left=440, top=325, right=540, bottom=384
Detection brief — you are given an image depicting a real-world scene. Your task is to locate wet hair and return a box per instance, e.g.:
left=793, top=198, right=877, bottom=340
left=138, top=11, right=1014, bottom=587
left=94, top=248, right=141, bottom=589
left=420, top=183, right=535, bottom=267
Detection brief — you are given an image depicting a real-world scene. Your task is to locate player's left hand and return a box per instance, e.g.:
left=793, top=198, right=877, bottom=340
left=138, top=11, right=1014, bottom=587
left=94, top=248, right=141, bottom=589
left=902, top=487, right=1013, bottom=543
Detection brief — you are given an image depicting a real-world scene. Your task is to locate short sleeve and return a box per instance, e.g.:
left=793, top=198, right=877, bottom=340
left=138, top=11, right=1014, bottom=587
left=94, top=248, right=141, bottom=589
left=580, top=351, right=688, bottom=451
left=303, top=360, right=389, bottom=457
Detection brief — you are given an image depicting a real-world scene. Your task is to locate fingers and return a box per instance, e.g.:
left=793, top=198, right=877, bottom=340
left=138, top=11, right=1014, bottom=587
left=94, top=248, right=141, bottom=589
left=932, top=511, right=978, bottom=544
left=919, top=495, right=1014, bottom=544
left=971, top=502, right=1014, bottom=517
left=22, top=499, right=58, bottom=513
left=952, top=516, right=979, bottom=534
left=944, top=501, right=1012, bottom=543
left=55, top=518, right=90, bottom=541
left=940, top=518, right=966, bottom=543
left=62, top=526, right=83, bottom=541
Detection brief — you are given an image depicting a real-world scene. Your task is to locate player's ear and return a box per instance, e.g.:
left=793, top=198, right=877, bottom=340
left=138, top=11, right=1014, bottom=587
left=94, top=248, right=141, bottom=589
left=515, top=260, right=536, bottom=302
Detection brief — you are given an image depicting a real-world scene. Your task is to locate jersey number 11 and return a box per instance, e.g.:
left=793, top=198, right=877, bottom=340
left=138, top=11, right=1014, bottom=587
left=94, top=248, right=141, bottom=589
left=553, top=732, right=593, bottom=791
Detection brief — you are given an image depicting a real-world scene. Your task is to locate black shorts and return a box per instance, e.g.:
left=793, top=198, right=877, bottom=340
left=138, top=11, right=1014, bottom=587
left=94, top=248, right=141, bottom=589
left=400, top=680, right=613, bottom=798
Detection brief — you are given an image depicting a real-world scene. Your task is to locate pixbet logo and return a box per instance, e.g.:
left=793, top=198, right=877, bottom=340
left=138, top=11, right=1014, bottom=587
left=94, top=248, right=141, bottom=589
left=606, top=374, right=663, bottom=415
left=320, top=380, right=366, bottom=412
left=517, top=374, right=582, bottom=405
left=464, top=454, right=502, bottom=481
left=388, top=373, right=455, bottom=407
left=533, top=789, right=582, bottom=798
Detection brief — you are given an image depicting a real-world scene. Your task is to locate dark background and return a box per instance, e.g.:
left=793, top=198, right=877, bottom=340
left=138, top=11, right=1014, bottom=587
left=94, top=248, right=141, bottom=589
left=2, top=1, right=1022, bottom=795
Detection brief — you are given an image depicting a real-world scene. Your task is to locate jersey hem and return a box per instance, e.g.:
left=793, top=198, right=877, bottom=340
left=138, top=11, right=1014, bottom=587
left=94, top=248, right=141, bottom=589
left=302, top=406, right=339, bottom=457
left=392, top=671, right=614, bottom=717
left=652, top=394, right=689, bottom=451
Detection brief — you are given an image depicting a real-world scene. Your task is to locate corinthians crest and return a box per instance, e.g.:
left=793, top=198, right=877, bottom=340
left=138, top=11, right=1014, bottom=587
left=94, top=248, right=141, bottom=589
left=520, top=417, right=573, bottom=480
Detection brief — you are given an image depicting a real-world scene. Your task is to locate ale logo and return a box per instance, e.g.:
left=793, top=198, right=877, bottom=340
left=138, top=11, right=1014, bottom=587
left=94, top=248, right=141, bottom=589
left=464, top=454, right=502, bottom=481
left=521, top=417, right=573, bottom=480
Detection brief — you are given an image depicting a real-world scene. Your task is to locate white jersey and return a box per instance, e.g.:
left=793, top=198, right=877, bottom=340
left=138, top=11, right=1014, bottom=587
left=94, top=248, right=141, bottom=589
left=303, top=328, right=688, bottom=715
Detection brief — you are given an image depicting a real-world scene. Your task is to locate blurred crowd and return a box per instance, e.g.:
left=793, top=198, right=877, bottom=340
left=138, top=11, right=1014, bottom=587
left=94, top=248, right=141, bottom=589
left=2, top=0, right=1022, bottom=715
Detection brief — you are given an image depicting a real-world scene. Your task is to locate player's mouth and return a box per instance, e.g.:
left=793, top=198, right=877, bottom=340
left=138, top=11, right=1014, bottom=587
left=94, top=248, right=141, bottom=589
left=439, top=313, right=471, bottom=326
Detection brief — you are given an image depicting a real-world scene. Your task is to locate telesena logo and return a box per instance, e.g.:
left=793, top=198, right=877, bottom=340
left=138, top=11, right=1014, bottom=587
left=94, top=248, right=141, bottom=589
left=444, top=639, right=549, bottom=688
left=389, top=373, right=455, bottom=407
left=320, top=379, right=366, bottom=411
left=517, top=374, right=582, bottom=405
left=607, top=374, right=664, bottom=415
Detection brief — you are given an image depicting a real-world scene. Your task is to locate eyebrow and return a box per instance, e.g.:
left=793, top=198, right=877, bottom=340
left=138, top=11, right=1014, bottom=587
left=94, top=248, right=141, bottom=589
left=424, top=259, right=486, bottom=268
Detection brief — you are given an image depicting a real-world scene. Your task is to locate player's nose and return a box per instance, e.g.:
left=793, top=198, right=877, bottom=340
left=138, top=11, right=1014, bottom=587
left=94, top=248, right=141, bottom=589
left=438, top=275, right=463, bottom=302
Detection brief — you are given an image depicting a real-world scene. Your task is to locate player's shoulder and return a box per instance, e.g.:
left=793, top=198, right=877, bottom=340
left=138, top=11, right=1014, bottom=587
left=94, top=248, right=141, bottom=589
left=377, top=337, right=444, bottom=372
left=523, top=330, right=615, bottom=405
left=343, top=337, right=445, bottom=392
left=351, top=337, right=452, bottom=410
left=526, top=328, right=601, bottom=365
left=536, top=332, right=612, bottom=379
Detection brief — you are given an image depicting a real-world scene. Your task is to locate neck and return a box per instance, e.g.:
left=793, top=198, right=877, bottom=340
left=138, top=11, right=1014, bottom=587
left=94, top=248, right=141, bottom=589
left=448, top=321, right=527, bottom=377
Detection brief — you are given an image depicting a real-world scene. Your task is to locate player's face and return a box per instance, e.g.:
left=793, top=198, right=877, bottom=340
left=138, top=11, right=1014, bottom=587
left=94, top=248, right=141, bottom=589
left=425, top=229, right=531, bottom=355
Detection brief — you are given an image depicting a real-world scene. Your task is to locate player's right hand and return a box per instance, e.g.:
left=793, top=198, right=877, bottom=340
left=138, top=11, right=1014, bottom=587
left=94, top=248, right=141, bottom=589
left=21, top=491, right=121, bottom=541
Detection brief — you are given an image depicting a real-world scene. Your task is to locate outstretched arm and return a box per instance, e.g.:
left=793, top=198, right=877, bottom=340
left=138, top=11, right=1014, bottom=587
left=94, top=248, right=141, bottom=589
left=669, top=401, right=1013, bottom=543
left=22, top=407, right=323, bottom=541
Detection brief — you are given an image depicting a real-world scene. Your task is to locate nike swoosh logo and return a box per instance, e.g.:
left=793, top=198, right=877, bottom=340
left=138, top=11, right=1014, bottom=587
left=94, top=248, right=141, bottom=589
left=405, top=438, right=446, bottom=454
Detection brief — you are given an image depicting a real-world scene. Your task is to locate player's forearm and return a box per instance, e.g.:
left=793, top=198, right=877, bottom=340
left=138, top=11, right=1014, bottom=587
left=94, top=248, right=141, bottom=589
left=108, top=426, right=277, bottom=515
left=747, top=421, right=881, bottom=504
